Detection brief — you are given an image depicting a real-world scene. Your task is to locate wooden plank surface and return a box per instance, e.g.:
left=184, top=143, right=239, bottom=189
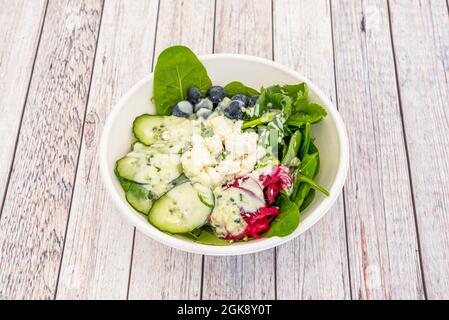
left=0, top=0, right=448, bottom=300
left=331, top=0, right=424, bottom=299
left=0, top=0, right=103, bottom=299
left=202, top=0, right=276, bottom=300
left=388, top=0, right=449, bottom=299
left=127, top=0, right=215, bottom=300
left=56, top=0, right=158, bottom=300
left=273, top=0, right=350, bottom=300
left=0, top=0, right=47, bottom=218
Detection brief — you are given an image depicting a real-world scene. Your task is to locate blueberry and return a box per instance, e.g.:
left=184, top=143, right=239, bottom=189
left=231, top=94, right=249, bottom=107
left=207, top=86, right=227, bottom=104
left=249, top=95, right=259, bottom=107
left=224, top=100, right=244, bottom=120
left=194, top=98, right=213, bottom=112
left=187, top=87, right=202, bottom=104
left=216, top=97, right=231, bottom=111
left=196, top=108, right=213, bottom=119
left=172, top=100, right=193, bottom=117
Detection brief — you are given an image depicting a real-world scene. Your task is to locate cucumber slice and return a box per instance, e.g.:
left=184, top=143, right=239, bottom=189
left=132, top=141, right=180, bottom=155
left=126, top=183, right=154, bottom=214
left=115, top=169, right=154, bottom=214
left=115, top=143, right=182, bottom=185
left=133, top=114, right=165, bottom=145
left=133, top=114, right=191, bottom=145
left=116, top=156, right=153, bottom=183
left=149, top=182, right=213, bottom=233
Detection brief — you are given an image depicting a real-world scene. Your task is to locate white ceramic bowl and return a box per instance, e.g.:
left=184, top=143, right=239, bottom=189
left=100, top=54, right=349, bottom=256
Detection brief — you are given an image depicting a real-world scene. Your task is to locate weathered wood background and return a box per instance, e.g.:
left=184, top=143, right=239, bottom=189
left=0, top=0, right=448, bottom=300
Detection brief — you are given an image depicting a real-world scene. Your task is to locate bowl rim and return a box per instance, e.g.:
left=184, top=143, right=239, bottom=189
left=100, top=53, right=349, bottom=256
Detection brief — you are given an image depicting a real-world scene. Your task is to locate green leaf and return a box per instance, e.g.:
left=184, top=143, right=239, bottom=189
left=299, top=189, right=316, bottom=212
left=291, top=151, right=329, bottom=206
left=264, top=195, right=300, bottom=237
left=299, top=122, right=311, bottom=159
left=153, top=45, right=212, bottom=115
left=287, top=103, right=327, bottom=128
left=282, top=83, right=308, bottom=104
left=299, top=152, right=319, bottom=179
left=224, top=81, right=259, bottom=97
left=280, top=94, right=293, bottom=119
left=194, top=228, right=231, bottom=246
left=291, top=152, right=319, bottom=205
left=297, top=174, right=329, bottom=196
left=281, top=130, right=301, bottom=166
left=254, top=85, right=283, bottom=117
left=308, top=140, right=320, bottom=178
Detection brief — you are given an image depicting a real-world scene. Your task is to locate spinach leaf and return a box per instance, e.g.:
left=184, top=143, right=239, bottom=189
left=291, top=151, right=329, bottom=207
left=296, top=174, right=329, bottom=196
left=282, top=83, right=308, bottom=107
left=299, top=189, right=315, bottom=211
left=287, top=103, right=327, bottom=128
left=299, top=122, right=311, bottom=159
left=291, top=152, right=319, bottom=206
left=224, top=81, right=259, bottom=97
left=308, top=140, right=320, bottom=178
left=280, top=94, right=293, bottom=119
left=281, top=130, right=301, bottom=166
left=281, top=139, right=289, bottom=161
left=250, top=85, right=293, bottom=157
left=299, top=152, right=319, bottom=178
left=187, top=227, right=203, bottom=238
left=194, top=228, right=231, bottom=246
left=153, top=45, right=212, bottom=115
left=264, top=195, right=300, bottom=237
left=254, top=85, right=283, bottom=117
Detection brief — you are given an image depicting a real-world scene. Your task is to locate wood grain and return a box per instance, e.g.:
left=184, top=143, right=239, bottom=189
left=389, top=0, right=449, bottom=299
left=273, top=0, right=350, bottom=300
left=0, top=0, right=448, bottom=300
left=331, top=0, right=424, bottom=299
left=0, top=0, right=47, bottom=217
left=127, top=0, right=215, bottom=300
left=56, top=0, right=158, bottom=300
left=202, top=0, right=276, bottom=300
left=0, top=0, right=103, bottom=300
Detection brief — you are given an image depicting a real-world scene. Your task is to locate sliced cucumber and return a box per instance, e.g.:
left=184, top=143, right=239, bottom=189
left=126, top=183, right=154, bottom=214
left=133, top=114, right=165, bottom=145
left=132, top=141, right=181, bottom=155
left=115, top=143, right=182, bottom=185
left=133, top=114, right=191, bottom=146
left=194, top=183, right=215, bottom=208
left=116, top=156, right=152, bottom=184
left=149, top=182, right=213, bottom=233
left=115, top=169, right=154, bottom=214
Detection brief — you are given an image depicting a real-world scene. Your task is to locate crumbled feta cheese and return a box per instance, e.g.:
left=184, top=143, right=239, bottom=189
left=204, top=135, right=223, bottom=158
left=216, top=157, right=241, bottom=176
left=180, top=112, right=270, bottom=188
left=205, top=167, right=223, bottom=185
left=209, top=116, right=236, bottom=140
left=224, top=131, right=258, bottom=158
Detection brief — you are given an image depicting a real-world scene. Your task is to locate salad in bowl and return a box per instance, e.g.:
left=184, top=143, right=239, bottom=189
left=113, top=46, right=332, bottom=246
